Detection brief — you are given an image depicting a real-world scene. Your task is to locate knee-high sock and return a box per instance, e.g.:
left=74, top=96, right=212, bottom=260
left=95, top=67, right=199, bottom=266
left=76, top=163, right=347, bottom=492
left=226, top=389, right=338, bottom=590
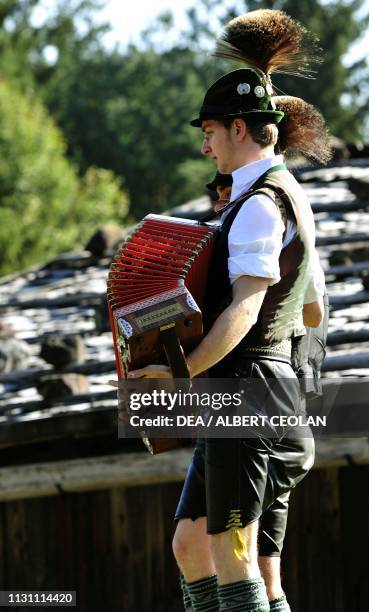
left=218, top=578, right=270, bottom=611
left=269, top=595, right=290, bottom=611
left=186, top=575, right=218, bottom=611
left=180, top=573, right=193, bottom=611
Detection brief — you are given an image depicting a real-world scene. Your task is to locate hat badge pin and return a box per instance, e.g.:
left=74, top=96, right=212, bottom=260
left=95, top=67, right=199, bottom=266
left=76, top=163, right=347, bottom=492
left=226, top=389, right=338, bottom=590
left=237, top=82, right=251, bottom=95
left=266, top=83, right=274, bottom=96
left=254, top=85, right=266, bottom=98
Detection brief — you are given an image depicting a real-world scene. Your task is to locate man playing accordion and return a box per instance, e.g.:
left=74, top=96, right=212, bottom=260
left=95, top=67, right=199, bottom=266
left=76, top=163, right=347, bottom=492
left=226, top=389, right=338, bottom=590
left=118, top=9, right=331, bottom=612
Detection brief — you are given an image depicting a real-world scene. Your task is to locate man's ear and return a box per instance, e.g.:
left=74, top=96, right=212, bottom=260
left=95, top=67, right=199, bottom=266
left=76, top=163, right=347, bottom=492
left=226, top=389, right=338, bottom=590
left=232, top=118, right=247, bottom=139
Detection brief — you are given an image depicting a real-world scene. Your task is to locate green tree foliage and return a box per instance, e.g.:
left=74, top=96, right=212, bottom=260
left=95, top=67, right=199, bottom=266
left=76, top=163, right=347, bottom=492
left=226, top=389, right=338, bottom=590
left=0, top=0, right=107, bottom=88
left=1, top=0, right=369, bottom=228
left=32, top=9, right=227, bottom=219
left=33, top=0, right=369, bottom=220
left=39, top=29, right=218, bottom=219
left=0, top=80, right=128, bottom=275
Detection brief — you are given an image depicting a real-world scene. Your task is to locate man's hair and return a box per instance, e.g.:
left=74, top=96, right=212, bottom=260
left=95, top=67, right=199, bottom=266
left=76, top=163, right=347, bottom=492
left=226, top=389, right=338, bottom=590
left=245, top=121, right=279, bottom=147
left=210, top=115, right=278, bottom=148
left=205, top=95, right=333, bottom=164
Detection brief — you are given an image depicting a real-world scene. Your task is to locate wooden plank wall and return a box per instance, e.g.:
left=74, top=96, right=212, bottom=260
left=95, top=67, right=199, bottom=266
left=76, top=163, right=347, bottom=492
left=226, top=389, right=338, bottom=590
left=0, top=482, right=184, bottom=611
left=283, top=466, right=369, bottom=612
left=0, top=467, right=367, bottom=611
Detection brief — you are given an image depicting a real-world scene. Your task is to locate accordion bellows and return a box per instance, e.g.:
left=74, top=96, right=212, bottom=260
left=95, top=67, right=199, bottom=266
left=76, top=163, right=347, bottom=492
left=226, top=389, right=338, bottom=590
left=108, top=214, right=217, bottom=379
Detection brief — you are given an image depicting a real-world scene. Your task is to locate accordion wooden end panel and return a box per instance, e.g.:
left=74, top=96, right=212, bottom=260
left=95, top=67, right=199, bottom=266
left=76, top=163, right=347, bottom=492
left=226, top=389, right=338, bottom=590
left=107, top=214, right=217, bottom=379
left=111, top=287, right=202, bottom=378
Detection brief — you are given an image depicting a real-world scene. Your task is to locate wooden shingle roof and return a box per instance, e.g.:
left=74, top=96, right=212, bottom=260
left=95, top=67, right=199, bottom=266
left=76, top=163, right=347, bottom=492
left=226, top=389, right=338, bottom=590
left=1, top=158, right=369, bottom=469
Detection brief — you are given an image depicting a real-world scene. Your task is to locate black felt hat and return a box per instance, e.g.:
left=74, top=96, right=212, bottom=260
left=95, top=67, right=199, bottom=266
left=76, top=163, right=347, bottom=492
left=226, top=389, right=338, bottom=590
left=190, top=68, right=284, bottom=128
left=206, top=171, right=233, bottom=192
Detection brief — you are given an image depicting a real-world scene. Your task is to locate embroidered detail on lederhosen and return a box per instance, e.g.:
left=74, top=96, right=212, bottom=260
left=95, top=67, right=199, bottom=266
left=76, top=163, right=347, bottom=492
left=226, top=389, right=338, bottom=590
left=226, top=509, right=250, bottom=561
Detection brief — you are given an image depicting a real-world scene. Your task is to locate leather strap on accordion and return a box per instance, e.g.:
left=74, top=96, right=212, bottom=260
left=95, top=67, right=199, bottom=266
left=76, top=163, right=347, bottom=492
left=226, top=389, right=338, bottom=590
left=160, top=324, right=190, bottom=378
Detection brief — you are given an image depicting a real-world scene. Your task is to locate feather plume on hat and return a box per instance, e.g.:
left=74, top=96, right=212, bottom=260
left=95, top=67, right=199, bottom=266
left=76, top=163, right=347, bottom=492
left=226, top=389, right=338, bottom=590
left=213, top=9, right=320, bottom=79
left=274, top=96, right=332, bottom=164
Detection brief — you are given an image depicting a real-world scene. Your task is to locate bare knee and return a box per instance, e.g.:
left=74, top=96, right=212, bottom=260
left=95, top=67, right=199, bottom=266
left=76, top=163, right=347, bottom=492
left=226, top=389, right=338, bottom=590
left=172, top=517, right=214, bottom=580
left=173, top=518, right=204, bottom=562
left=172, top=521, right=193, bottom=566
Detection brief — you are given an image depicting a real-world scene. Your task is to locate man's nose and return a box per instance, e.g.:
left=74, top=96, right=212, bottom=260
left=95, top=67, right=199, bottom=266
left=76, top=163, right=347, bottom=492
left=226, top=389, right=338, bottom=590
left=201, top=139, right=211, bottom=156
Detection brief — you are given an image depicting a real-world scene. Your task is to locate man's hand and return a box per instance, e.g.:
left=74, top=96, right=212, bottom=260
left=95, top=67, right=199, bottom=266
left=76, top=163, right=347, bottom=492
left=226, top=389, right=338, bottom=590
left=109, top=366, right=173, bottom=420
left=128, top=365, right=173, bottom=379
left=109, top=364, right=172, bottom=384
left=303, top=297, right=324, bottom=328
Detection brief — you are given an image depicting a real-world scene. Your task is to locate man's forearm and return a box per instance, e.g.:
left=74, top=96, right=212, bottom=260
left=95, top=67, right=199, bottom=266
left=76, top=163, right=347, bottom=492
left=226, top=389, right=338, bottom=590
left=187, top=280, right=267, bottom=377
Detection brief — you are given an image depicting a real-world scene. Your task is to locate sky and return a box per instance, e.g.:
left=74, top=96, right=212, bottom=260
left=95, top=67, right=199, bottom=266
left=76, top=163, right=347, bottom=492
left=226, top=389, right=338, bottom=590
left=97, top=0, right=368, bottom=63
left=97, top=0, right=239, bottom=48
left=31, top=0, right=369, bottom=63
left=98, top=0, right=192, bottom=46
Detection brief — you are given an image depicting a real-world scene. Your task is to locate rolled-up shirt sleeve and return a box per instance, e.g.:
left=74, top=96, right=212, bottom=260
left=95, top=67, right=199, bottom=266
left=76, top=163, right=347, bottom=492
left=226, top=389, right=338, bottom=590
left=304, top=249, right=326, bottom=304
left=227, top=194, right=285, bottom=285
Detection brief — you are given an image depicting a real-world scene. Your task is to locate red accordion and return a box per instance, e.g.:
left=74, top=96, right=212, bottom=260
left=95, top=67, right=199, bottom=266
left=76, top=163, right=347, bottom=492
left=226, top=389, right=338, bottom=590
left=107, top=214, right=217, bottom=452
left=108, top=214, right=217, bottom=377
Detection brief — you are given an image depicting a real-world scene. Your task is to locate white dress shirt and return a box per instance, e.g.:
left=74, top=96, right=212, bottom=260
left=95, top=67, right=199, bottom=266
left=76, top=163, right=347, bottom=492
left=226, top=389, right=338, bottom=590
left=222, top=155, right=325, bottom=301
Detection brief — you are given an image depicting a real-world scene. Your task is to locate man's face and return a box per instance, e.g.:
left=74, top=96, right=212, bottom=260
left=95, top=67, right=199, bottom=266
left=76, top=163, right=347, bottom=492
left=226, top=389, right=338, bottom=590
left=216, top=185, right=232, bottom=202
left=201, top=120, right=236, bottom=174
left=212, top=184, right=232, bottom=212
